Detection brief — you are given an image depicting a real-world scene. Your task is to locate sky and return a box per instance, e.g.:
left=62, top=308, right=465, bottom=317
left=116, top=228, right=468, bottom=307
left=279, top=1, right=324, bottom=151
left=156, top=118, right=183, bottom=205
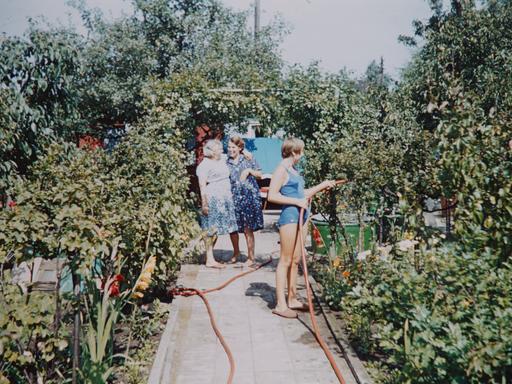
left=0, top=0, right=435, bottom=79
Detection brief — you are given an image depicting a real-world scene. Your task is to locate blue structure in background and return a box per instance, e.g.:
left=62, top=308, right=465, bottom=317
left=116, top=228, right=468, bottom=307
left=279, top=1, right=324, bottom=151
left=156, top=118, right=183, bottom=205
left=243, top=138, right=282, bottom=176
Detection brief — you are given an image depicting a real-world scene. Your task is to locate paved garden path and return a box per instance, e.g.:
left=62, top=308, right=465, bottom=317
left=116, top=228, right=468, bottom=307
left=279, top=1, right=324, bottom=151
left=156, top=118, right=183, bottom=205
left=149, top=212, right=367, bottom=384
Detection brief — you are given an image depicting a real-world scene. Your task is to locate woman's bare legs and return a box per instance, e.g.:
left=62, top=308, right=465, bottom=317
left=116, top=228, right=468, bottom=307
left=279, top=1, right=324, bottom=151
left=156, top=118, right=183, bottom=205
left=229, top=232, right=241, bottom=263
left=243, top=228, right=255, bottom=265
left=275, top=224, right=300, bottom=312
left=287, top=222, right=308, bottom=308
left=205, top=236, right=224, bottom=268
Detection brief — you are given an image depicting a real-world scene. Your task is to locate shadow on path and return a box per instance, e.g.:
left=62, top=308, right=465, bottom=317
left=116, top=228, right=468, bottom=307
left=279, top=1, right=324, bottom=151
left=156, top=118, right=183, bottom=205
left=245, top=282, right=276, bottom=309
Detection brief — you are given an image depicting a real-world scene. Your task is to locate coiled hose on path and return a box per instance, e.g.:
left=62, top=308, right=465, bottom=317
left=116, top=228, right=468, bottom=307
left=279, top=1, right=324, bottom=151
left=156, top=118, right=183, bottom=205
left=171, top=179, right=348, bottom=384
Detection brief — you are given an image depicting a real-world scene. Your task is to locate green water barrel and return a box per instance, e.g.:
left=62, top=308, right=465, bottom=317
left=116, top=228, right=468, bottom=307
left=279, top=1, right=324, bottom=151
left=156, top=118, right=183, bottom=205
left=311, top=218, right=375, bottom=255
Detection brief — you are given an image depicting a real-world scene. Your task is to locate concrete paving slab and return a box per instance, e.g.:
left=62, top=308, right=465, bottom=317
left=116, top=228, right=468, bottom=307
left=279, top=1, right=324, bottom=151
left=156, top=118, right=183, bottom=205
left=149, top=213, right=369, bottom=384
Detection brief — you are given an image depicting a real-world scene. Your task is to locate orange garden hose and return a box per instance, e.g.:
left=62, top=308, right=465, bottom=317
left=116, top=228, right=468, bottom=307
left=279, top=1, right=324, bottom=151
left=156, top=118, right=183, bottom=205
left=171, top=259, right=272, bottom=384
left=298, top=179, right=348, bottom=384
left=178, top=287, right=236, bottom=383
left=171, top=179, right=348, bottom=384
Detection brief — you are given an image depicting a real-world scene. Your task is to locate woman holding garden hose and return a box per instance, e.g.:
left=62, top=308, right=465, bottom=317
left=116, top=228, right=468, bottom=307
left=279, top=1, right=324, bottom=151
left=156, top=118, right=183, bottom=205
left=267, top=137, right=335, bottom=318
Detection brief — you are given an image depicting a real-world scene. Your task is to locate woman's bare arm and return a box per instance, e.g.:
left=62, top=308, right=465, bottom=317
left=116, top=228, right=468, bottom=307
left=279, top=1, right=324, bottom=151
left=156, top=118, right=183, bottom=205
left=250, top=169, right=263, bottom=179
left=305, top=180, right=336, bottom=199
left=197, top=176, right=209, bottom=215
left=240, top=168, right=263, bottom=181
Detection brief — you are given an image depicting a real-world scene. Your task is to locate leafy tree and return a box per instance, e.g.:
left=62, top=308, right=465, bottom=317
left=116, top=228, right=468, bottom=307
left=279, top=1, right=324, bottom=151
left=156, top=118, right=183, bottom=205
left=74, top=0, right=286, bottom=130
left=77, top=16, right=156, bottom=125
left=399, top=0, right=512, bottom=259
left=359, top=57, right=393, bottom=92
left=0, top=89, right=18, bottom=199
left=331, top=3, right=512, bottom=382
left=0, top=27, right=83, bottom=193
left=0, top=107, right=199, bottom=383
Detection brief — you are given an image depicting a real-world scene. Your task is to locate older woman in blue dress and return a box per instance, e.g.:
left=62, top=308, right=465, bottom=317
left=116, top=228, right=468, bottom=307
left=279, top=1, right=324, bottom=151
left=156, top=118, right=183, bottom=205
left=268, top=137, right=335, bottom=318
left=196, top=139, right=238, bottom=268
left=226, top=136, right=264, bottom=267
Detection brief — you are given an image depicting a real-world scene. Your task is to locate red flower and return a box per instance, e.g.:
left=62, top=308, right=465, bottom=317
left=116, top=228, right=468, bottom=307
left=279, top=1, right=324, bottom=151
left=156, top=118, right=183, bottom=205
left=113, top=274, right=124, bottom=282
left=312, top=227, right=324, bottom=248
left=100, top=274, right=124, bottom=297
left=7, top=201, right=16, bottom=209
left=109, top=282, right=120, bottom=297
left=78, top=135, right=104, bottom=150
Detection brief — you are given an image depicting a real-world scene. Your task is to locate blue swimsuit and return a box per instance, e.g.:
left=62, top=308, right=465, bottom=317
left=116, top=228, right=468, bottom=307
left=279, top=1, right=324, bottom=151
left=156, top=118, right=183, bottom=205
left=277, top=168, right=309, bottom=228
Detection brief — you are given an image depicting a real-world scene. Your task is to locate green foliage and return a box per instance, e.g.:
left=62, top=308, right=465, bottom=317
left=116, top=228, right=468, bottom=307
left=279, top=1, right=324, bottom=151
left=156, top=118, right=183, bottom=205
left=0, top=281, right=71, bottom=383
left=74, top=0, right=286, bottom=130
left=402, top=0, right=512, bottom=126
left=117, top=301, right=166, bottom=383
left=144, top=71, right=282, bottom=135
left=78, top=17, right=155, bottom=125
left=397, top=0, right=512, bottom=258
left=279, top=63, right=434, bottom=233
left=0, top=27, right=83, bottom=185
left=0, top=142, right=108, bottom=271
left=0, top=89, right=18, bottom=197
left=0, top=0, right=287, bottom=197
left=279, top=64, right=367, bottom=215
left=317, top=266, right=352, bottom=311
left=104, top=111, right=200, bottom=288
left=1, top=1, right=284, bottom=381
left=436, top=94, right=511, bottom=261
left=281, top=64, right=360, bottom=145
left=1, top=1, right=511, bottom=383
left=131, top=0, right=224, bottom=77
left=331, top=3, right=512, bottom=382
left=80, top=279, right=125, bottom=383
left=0, top=111, right=199, bottom=381
left=0, top=109, right=199, bottom=283
left=342, top=245, right=512, bottom=383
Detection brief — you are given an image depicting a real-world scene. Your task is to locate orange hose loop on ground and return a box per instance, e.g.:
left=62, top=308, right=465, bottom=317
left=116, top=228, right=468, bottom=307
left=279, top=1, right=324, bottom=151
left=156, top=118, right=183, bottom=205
left=170, top=258, right=272, bottom=384
left=203, top=258, right=273, bottom=294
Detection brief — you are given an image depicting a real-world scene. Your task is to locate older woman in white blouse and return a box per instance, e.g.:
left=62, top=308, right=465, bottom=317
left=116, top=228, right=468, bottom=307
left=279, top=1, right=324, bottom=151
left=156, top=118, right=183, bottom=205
left=196, top=139, right=238, bottom=268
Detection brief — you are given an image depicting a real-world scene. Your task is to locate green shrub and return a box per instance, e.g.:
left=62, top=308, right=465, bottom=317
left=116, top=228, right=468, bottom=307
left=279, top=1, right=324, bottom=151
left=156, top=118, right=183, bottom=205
left=0, top=110, right=199, bottom=382
left=0, top=280, right=71, bottom=383
left=342, top=245, right=512, bottom=383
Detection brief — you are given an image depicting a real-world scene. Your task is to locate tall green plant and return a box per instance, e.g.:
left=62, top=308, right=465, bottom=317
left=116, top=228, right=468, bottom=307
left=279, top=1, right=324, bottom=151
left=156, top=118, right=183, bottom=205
left=0, top=27, right=83, bottom=181
left=80, top=278, right=125, bottom=383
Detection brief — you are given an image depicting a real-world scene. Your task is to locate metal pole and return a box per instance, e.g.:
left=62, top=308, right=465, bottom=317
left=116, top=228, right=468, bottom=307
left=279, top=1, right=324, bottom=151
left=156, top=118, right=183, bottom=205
left=379, top=56, right=384, bottom=85
left=379, top=215, right=383, bottom=246
left=254, top=0, right=261, bottom=40
left=446, top=203, right=451, bottom=236
left=72, top=272, right=80, bottom=384
left=329, top=189, right=337, bottom=260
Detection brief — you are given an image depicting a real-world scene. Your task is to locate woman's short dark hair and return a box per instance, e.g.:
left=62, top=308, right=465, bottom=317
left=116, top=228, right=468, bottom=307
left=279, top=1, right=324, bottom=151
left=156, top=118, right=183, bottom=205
left=229, top=135, right=245, bottom=151
left=281, top=137, right=304, bottom=158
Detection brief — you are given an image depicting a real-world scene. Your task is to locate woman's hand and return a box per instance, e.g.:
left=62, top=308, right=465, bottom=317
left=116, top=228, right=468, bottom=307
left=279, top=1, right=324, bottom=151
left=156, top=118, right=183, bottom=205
left=240, top=169, right=251, bottom=182
left=242, top=151, right=253, bottom=161
left=295, top=198, right=309, bottom=210
left=202, top=205, right=209, bottom=216
left=320, top=180, right=336, bottom=190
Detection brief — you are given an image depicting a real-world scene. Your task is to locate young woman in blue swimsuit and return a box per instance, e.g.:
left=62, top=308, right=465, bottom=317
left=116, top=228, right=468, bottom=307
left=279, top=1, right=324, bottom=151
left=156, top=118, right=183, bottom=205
left=268, top=137, right=335, bottom=318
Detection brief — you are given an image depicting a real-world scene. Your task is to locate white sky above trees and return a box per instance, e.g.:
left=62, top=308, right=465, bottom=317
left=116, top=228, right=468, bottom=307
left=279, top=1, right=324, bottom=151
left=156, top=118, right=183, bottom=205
left=0, top=0, right=435, bottom=79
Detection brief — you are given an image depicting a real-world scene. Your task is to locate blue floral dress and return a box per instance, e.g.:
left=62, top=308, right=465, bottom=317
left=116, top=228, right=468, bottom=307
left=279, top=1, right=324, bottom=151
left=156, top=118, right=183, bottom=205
left=227, top=156, right=264, bottom=233
left=196, top=157, right=238, bottom=236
